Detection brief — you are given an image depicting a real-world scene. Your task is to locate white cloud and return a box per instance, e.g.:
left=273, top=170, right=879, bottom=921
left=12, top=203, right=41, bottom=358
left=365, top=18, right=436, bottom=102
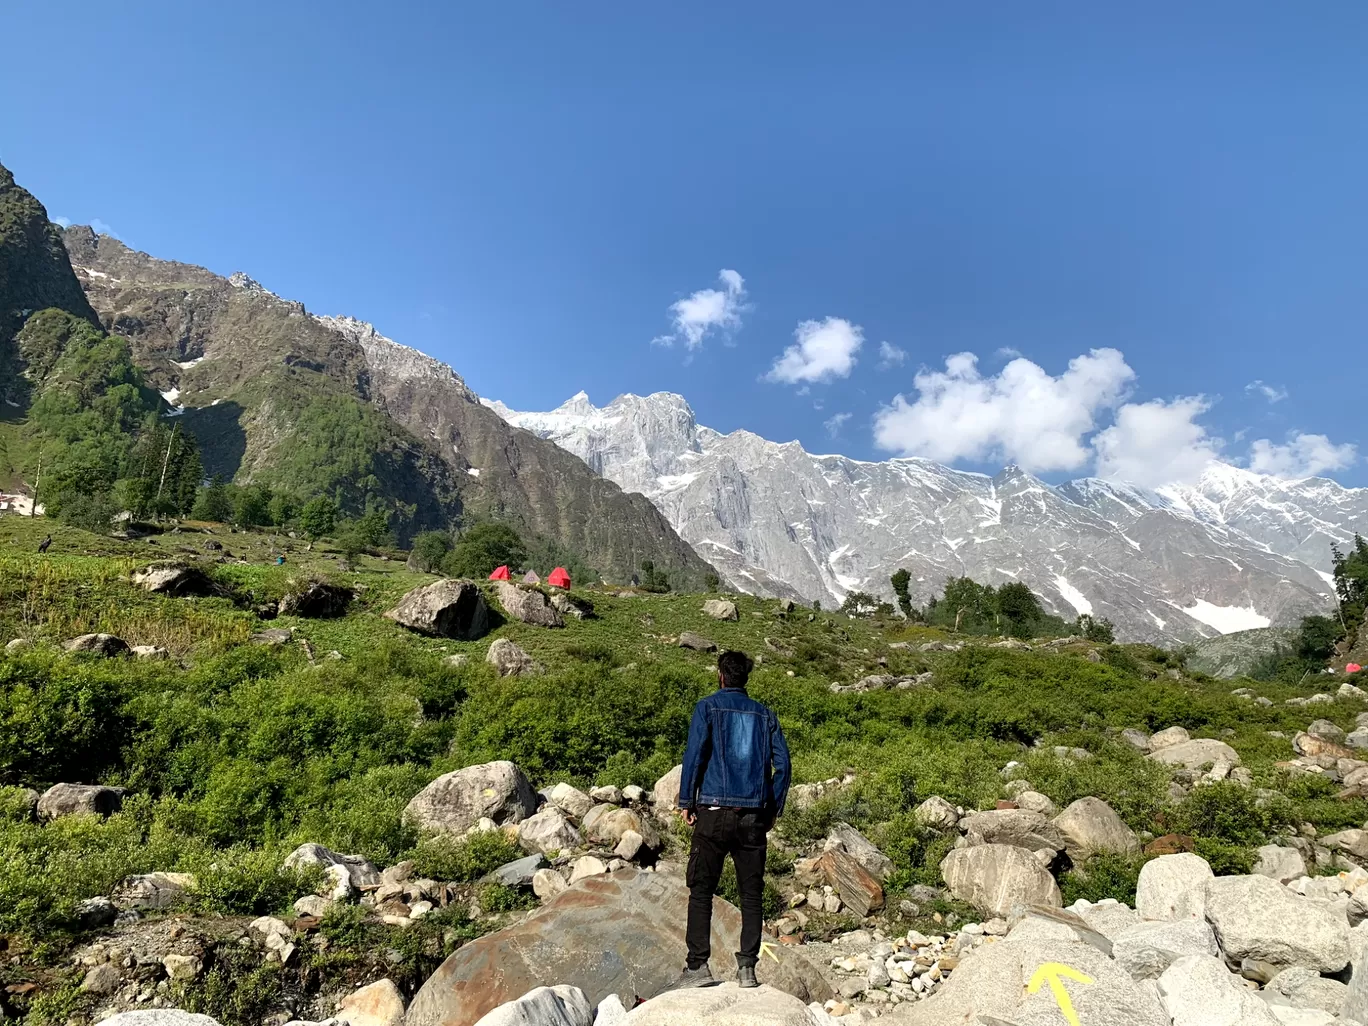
left=90, top=218, right=120, bottom=239
left=878, top=342, right=907, bottom=369
left=1092, top=396, right=1221, bottom=487
left=52, top=215, right=71, bottom=228
left=651, top=268, right=747, bottom=350
left=1248, top=432, right=1358, bottom=478
left=765, top=317, right=865, bottom=385
left=824, top=412, right=852, bottom=436
left=872, top=349, right=1134, bottom=472
left=1246, top=380, right=1288, bottom=403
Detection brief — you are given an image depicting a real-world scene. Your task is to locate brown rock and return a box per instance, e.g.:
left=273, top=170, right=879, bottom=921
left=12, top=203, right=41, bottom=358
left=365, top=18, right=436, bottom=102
left=816, top=848, right=885, bottom=918
left=404, top=868, right=831, bottom=1026
left=1145, top=834, right=1196, bottom=855
left=1294, top=731, right=1358, bottom=762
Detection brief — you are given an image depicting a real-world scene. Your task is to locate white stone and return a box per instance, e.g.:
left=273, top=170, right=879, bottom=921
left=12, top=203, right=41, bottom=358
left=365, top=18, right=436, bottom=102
left=1136, top=853, right=1214, bottom=921
left=471, top=985, right=593, bottom=1026
left=1205, top=874, right=1350, bottom=973
left=1112, top=919, right=1220, bottom=979
left=569, top=856, right=608, bottom=884
left=1157, top=954, right=1282, bottom=1025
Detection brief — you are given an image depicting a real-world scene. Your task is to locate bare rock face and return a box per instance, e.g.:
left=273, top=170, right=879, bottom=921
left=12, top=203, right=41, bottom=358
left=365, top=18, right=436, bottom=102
left=337, top=977, right=407, bottom=1026
left=652, top=765, right=683, bottom=812
left=816, top=848, right=885, bottom=918
left=1147, top=738, right=1241, bottom=770
left=37, top=783, right=125, bottom=820
left=493, top=581, right=565, bottom=628
left=825, top=822, right=894, bottom=881
left=913, top=796, right=960, bottom=832
left=131, top=561, right=214, bottom=597
left=1136, top=853, right=1215, bottom=921
left=959, top=808, right=1064, bottom=853
left=469, top=985, right=590, bottom=1026
left=403, top=761, right=539, bottom=836
left=940, top=844, right=1062, bottom=917
left=622, top=984, right=817, bottom=1025
left=1053, top=797, right=1140, bottom=860
left=63, top=633, right=130, bottom=657
left=385, top=579, right=491, bottom=640
left=403, top=869, right=831, bottom=1026
left=1203, top=874, right=1350, bottom=973
left=517, top=808, right=583, bottom=855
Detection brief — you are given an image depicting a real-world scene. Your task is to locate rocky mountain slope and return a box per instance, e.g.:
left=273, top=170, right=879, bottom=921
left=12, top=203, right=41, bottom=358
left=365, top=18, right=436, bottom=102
left=486, top=391, right=1361, bottom=643
left=50, top=216, right=711, bottom=587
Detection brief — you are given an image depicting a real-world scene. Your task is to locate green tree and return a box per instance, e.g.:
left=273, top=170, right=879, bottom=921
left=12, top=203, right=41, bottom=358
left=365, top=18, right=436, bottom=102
left=191, top=477, right=235, bottom=524
left=997, top=581, right=1045, bottom=638
left=355, top=505, right=392, bottom=548
left=704, top=572, right=721, bottom=592
left=443, top=522, right=528, bottom=579
left=298, top=496, right=338, bottom=539
left=840, top=591, right=879, bottom=617
left=890, top=568, right=913, bottom=618
left=234, top=485, right=273, bottom=528
left=1075, top=614, right=1117, bottom=644
left=268, top=492, right=298, bottom=528
left=638, top=559, right=671, bottom=593
left=409, top=531, right=451, bottom=572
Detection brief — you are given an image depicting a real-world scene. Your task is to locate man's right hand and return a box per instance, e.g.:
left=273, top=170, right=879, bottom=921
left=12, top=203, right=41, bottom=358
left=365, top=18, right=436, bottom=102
left=679, top=807, right=697, bottom=827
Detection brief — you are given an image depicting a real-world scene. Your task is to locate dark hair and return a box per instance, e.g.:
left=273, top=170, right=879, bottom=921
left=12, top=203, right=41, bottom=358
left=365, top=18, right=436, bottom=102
left=717, top=650, right=754, bottom=689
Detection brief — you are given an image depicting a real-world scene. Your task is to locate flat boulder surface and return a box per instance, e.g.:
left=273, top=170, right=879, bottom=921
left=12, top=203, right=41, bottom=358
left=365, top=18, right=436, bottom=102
left=940, top=843, right=1061, bottom=917
left=1146, top=738, right=1240, bottom=769
left=893, top=936, right=1169, bottom=1025
left=1203, top=874, right=1350, bottom=973
left=384, top=579, right=490, bottom=640
left=959, top=808, right=1064, bottom=852
left=622, top=983, right=815, bottom=1025
left=403, top=761, right=539, bottom=836
left=404, top=868, right=831, bottom=1026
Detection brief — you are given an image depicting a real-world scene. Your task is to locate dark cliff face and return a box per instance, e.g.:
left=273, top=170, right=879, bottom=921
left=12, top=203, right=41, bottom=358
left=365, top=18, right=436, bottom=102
left=60, top=228, right=714, bottom=586
left=0, top=163, right=100, bottom=393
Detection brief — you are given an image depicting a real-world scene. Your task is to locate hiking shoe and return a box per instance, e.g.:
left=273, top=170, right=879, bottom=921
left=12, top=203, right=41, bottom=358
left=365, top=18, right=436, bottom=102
left=671, top=965, right=715, bottom=990
left=737, top=964, right=759, bottom=989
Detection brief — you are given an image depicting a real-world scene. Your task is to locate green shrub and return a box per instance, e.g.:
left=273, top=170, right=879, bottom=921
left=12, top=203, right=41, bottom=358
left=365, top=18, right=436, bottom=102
left=1059, top=853, right=1149, bottom=905
left=188, top=845, right=317, bottom=917
left=1170, top=783, right=1274, bottom=847
left=478, top=882, right=536, bottom=913
left=409, top=830, right=522, bottom=883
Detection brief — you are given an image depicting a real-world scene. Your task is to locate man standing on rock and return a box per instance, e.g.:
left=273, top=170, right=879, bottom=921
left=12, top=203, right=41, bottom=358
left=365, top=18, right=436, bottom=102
left=673, top=649, right=791, bottom=990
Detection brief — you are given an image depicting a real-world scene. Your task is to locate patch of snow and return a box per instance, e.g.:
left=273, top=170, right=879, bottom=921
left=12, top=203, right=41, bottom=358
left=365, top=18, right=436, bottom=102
left=160, top=388, right=181, bottom=406
left=1180, top=600, right=1270, bottom=634
left=995, top=567, right=1020, bottom=578
left=698, top=539, right=743, bottom=556
left=211, top=398, right=222, bottom=406
left=173, top=356, right=205, bottom=370
left=657, top=472, right=699, bottom=491
left=1053, top=576, right=1092, bottom=616
left=1147, top=610, right=1167, bottom=630
left=466, top=468, right=480, bottom=477
left=833, top=573, right=862, bottom=591
left=1317, top=570, right=1337, bottom=590
left=944, top=537, right=965, bottom=551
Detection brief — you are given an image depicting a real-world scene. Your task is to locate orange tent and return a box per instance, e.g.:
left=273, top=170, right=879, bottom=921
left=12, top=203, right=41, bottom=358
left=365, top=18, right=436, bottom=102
left=489, top=565, right=511, bottom=581
left=547, top=567, right=571, bottom=589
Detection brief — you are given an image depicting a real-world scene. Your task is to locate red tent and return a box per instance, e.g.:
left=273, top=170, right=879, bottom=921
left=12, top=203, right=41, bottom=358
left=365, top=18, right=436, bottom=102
left=489, top=565, right=511, bottom=581
left=547, top=567, right=571, bottom=589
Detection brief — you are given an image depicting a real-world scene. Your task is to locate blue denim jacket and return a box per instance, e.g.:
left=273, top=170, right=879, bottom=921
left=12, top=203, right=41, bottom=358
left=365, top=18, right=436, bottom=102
left=678, top=687, right=791, bottom=815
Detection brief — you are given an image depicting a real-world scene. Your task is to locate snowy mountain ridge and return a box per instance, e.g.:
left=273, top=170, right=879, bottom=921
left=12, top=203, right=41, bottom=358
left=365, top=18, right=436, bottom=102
left=484, top=390, right=1366, bottom=644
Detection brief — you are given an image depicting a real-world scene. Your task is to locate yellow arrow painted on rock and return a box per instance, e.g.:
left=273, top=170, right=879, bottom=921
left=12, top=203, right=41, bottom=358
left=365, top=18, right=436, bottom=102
left=758, top=938, right=781, bottom=963
left=1027, top=962, right=1093, bottom=1026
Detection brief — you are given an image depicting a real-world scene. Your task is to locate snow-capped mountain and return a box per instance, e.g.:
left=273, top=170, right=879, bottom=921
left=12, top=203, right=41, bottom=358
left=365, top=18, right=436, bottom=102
left=484, top=391, right=1363, bottom=644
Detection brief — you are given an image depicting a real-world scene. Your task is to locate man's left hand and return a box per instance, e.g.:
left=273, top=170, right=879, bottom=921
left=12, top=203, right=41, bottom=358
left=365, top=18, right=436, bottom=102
left=678, top=807, right=697, bottom=827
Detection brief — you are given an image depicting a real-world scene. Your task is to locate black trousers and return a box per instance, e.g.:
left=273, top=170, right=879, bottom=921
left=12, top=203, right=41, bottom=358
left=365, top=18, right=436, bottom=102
left=685, top=806, right=768, bottom=970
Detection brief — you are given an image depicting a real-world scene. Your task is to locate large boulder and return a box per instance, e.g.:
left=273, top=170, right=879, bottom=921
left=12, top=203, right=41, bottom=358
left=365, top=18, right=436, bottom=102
left=816, top=848, right=884, bottom=918
left=549, top=592, right=594, bottom=621
left=1157, top=954, right=1282, bottom=1026
left=622, top=984, right=815, bottom=1025
left=493, top=581, right=565, bottom=628
left=678, top=632, right=718, bottom=652
left=1203, top=874, right=1350, bottom=973
left=37, top=783, right=125, bottom=820
left=63, top=633, right=130, bottom=657
left=337, top=978, right=407, bottom=1026
left=486, top=638, right=537, bottom=677
left=132, top=561, right=214, bottom=597
left=1255, top=845, right=1309, bottom=885
left=385, top=579, right=491, bottom=640
left=95, top=1014, right=223, bottom=1026
left=403, top=868, right=831, bottom=1026
left=1149, top=726, right=1191, bottom=750
left=702, top=599, right=739, bottom=621
left=470, top=986, right=590, bottom=1026
left=1136, top=853, right=1215, bottom=921
left=959, top=808, right=1064, bottom=852
left=403, top=761, right=539, bottom=836
left=548, top=782, right=595, bottom=820
left=585, top=807, right=660, bottom=851
left=278, top=580, right=352, bottom=618
left=481, top=855, right=547, bottom=889
left=283, top=843, right=380, bottom=899
left=1053, top=796, right=1140, bottom=860
left=912, top=795, right=959, bottom=832
left=896, top=936, right=1169, bottom=1026
left=517, top=808, right=583, bottom=855
left=113, top=872, right=197, bottom=910
left=1147, top=739, right=1241, bottom=770
left=1112, top=918, right=1220, bottom=980
left=940, top=843, right=1062, bottom=917
left=825, top=823, right=893, bottom=881
left=1265, top=967, right=1348, bottom=1018
left=652, top=765, right=683, bottom=812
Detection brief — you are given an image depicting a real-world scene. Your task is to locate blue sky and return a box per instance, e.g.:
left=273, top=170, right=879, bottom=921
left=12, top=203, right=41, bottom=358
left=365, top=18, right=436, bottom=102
left=3, top=2, right=1366, bottom=486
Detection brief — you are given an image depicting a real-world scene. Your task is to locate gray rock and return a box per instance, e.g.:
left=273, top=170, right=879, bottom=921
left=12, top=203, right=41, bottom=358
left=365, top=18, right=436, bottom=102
left=1148, top=738, right=1241, bottom=770
left=896, top=936, right=1168, bottom=1026
left=76, top=896, right=117, bottom=929
left=1112, top=918, right=1220, bottom=979
left=1204, top=874, right=1350, bottom=972
left=652, top=765, right=683, bottom=811
left=1308, top=719, right=1347, bottom=743
left=533, top=867, right=568, bottom=900
left=250, top=628, right=293, bottom=646
left=678, top=632, right=718, bottom=652
left=1053, top=796, right=1139, bottom=860
left=293, top=895, right=335, bottom=917
left=1004, top=906, right=1114, bottom=956
left=959, top=808, right=1064, bottom=852
left=913, top=795, right=960, bottom=832
left=1069, top=898, right=1141, bottom=939
left=1136, top=852, right=1214, bottom=921
left=384, top=579, right=491, bottom=640
left=592, top=994, right=628, bottom=1026
left=585, top=807, right=660, bottom=850
left=486, top=638, right=537, bottom=676
left=1157, top=954, right=1283, bottom=1025
left=548, top=782, right=595, bottom=820
left=4, top=637, right=32, bottom=653
left=82, top=962, right=122, bottom=995
left=493, top=581, right=565, bottom=628
left=403, top=761, right=539, bottom=836
left=37, top=783, right=125, bottom=820
left=590, top=785, right=624, bottom=804
left=63, top=633, right=130, bottom=657
left=550, top=591, right=594, bottom=621
left=482, top=854, right=548, bottom=888
left=1347, top=728, right=1368, bottom=750
left=470, top=985, right=592, bottom=1026
left=621, top=984, right=816, bottom=1025
left=1121, top=728, right=1153, bottom=752
left=95, top=1014, right=224, bottom=1026
left=131, top=644, right=170, bottom=660
left=517, top=807, right=583, bottom=855
left=1014, top=790, right=1058, bottom=817
left=940, top=843, right=1062, bottom=917
left=113, top=872, right=197, bottom=910
left=283, top=843, right=380, bottom=897
left=131, top=561, right=213, bottom=596
left=701, top=599, right=739, bottom=621
left=1255, top=845, right=1310, bottom=884
left=1150, top=725, right=1191, bottom=750
left=826, top=822, right=894, bottom=881
left=277, top=580, right=352, bottom=618
left=1265, top=966, right=1347, bottom=1016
